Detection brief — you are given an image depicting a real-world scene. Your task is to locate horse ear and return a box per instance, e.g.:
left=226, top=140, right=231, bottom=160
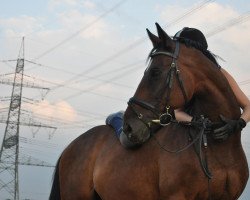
left=146, top=28, right=161, bottom=48
left=155, top=23, right=172, bottom=46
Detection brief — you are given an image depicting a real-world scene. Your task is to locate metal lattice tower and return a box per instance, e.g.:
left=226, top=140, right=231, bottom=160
left=0, top=38, right=25, bottom=200
left=0, top=38, right=55, bottom=200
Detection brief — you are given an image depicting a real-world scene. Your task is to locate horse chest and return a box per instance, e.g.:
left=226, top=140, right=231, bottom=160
left=157, top=155, right=248, bottom=200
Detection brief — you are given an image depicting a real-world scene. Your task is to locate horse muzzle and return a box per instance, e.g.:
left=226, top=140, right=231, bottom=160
left=121, top=118, right=151, bottom=147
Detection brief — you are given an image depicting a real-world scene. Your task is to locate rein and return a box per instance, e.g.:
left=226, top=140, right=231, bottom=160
left=151, top=116, right=213, bottom=179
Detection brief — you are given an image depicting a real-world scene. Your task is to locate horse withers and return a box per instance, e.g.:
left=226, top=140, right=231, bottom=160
left=49, top=23, right=248, bottom=200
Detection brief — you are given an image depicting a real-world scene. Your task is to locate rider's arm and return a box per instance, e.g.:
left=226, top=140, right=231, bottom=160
left=221, top=68, right=250, bottom=123
left=175, top=108, right=192, bottom=122
left=175, top=68, right=250, bottom=125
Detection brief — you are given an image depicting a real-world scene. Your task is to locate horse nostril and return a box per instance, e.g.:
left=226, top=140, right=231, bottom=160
left=123, top=122, right=132, bottom=133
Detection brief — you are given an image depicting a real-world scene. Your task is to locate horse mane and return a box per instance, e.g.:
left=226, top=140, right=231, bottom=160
left=175, top=37, right=219, bottom=67
left=180, top=38, right=240, bottom=120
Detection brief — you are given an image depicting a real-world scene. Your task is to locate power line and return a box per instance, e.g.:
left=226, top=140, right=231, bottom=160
left=57, top=11, right=250, bottom=101
left=9, top=0, right=236, bottom=111
left=28, top=0, right=128, bottom=63
left=6, top=0, right=213, bottom=104
left=19, top=137, right=59, bottom=149
left=20, top=98, right=106, bottom=120
left=205, top=11, right=250, bottom=37
left=1, top=62, right=128, bottom=120
left=43, top=0, right=214, bottom=93
left=21, top=60, right=141, bottom=102
left=2, top=7, right=249, bottom=129
left=239, top=80, right=250, bottom=85
left=0, top=96, right=109, bottom=127
left=4, top=1, right=210, bottom=123
left=20, top=111, right=89, bottom=128
left=25, top=58, right=141, bottom=89
left=3, top=3, right=249, bottom=120
left=63, top=61, right=143, bottom=101
left=21, top=58, right=250, bottom=103
left=165, top=0, right=215, bottom=27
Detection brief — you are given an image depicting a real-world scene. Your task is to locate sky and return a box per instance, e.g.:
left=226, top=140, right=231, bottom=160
left=0, top=0, right=250, bottom=199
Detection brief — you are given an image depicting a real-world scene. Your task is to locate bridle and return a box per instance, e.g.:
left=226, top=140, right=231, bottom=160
left=127, top=40, right=214, bottom=181
left=128, top=40, right=188, bottom=128
left=128, top=36, right=215, bottom=183
left=127, top=40, right=213, bottom=181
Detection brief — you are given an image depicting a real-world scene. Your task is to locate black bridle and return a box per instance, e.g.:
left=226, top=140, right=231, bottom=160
left=127, top=40, right=213, bottom=180
left=128, top=41, right=188, bottom=128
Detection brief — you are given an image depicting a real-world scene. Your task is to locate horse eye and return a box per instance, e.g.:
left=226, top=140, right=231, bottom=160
left=150, top=68, right=162, bottom=79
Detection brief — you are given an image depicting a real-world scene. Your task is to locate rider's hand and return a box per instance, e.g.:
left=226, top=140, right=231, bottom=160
left=212, top=115, right=246, bottom=141
left=190, top=115, right=213, bottom=138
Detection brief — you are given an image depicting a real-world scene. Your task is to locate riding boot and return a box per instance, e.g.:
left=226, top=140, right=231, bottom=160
left=105, top=111, right=124, bottom=138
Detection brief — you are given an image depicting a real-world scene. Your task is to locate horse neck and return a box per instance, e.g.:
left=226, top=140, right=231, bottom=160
left=192, top=67, right=241, bottom=122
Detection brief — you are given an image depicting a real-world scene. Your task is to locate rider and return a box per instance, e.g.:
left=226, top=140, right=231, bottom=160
left=106, top=27, right=250, bottom=143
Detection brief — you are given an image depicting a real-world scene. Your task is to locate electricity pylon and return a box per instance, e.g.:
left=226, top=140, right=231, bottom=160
left=0, top=38, right=56, bottom=199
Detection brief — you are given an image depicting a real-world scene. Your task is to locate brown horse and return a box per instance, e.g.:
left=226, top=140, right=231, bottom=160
left=49, top=23, right=248, bottom=200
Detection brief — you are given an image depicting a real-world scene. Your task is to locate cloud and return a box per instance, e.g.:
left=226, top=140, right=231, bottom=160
left=57, top=9, right=107, bottom=39
left=0, top=8, right=108, bottom=40
left=193, top=3, right=237, bottom=28
left=0, top=15, right=44, bottom=37
left=48, top=0, right=96, bottom=10
left=82, top=0, right=96, bottom=9
left=157, top=2, right=238, bottom=31
left=48, top=0, right=78, bottom=10
left=156, top=2, right=250, bottom=84
left=28, top=100, right=78, bottom=123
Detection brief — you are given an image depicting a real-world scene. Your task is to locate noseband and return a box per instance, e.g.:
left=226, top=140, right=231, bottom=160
left=128, top=41, right=188, bottom=128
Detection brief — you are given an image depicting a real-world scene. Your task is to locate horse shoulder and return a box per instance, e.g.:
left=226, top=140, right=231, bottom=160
left=59, top=125, right=116, bottom=199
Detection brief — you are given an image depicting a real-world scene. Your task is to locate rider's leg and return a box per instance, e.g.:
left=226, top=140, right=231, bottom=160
left=105, top=111, right=124, bottom=138
left=105, top=111, right=136, bottom=148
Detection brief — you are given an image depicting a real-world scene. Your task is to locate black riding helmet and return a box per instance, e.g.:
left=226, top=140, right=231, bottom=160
left=174, top=27, right=208, bottom=50
left=174, top=27, right=219, bottom=67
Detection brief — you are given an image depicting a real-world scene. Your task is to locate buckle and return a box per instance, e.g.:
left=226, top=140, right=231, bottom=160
left=159, top=113, right=172, bottom=126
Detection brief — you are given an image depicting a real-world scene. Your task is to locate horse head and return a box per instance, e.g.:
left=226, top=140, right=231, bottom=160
left=122, top=23, right=241, bottom=147
left=122, top=23, right=195, bottom=147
